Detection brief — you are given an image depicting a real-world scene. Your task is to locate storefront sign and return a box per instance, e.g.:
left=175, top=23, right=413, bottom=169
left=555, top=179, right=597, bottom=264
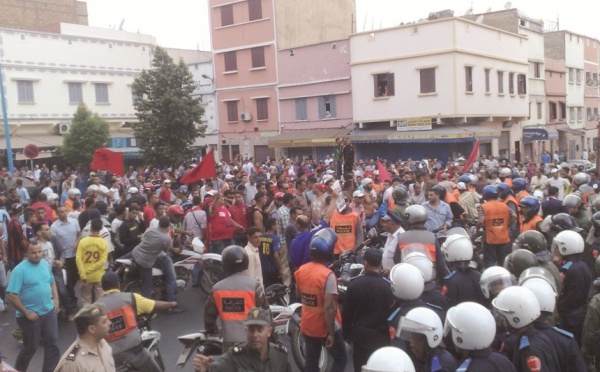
left=396, top=117, right=432, bottom=132
left=523, top=128, right=548, bottom=141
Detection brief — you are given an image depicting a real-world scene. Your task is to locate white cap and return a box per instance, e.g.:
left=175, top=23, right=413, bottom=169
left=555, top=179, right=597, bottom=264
left=353, top=190, right=364, bottom=198
left=225, top=174, right=234, bottom=180
left=457, top=182, right=467, bottom=190
left=551, top=168, right=559, bottom=174
left=128, top=187, right=139, bottom=194
left=163, top=179, right=171, bottom=183
left=326, top=170, right=335, bottom=174
left=361, top=178, right=373, bottom=186
left=207, top=190, right=217, bottom=196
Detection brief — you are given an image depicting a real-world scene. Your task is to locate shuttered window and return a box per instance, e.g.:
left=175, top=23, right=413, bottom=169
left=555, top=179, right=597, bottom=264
left=221, top=5, right=233, bottom=26
left=419, top=68, right=436, bottom=93
left=256, top=98, right=268, bottom=120
left=226, top=101, right=238, bottom=122
left=248, top=0, right=262, bottom=21
left=295, top=98, right=307, bottom=120
left=68, top=82, right=83, bottom=103
left=318, top=95, right=336, bottom=119
left=251, top=47, right=265, bottom=68
left=95, top=83, right=109, bottom=103
left=224, top=51, right=237, bottom=72
left=16, top=80, right=34, bottom=103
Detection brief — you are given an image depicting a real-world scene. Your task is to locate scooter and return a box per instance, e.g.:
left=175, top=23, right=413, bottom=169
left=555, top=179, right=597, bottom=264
left=172, top=238, right=225, bottom=294
left=116, top=313, right=165, bottom=371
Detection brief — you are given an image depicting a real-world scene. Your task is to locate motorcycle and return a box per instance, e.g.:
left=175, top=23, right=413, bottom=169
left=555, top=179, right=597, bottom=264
left=116, top=313, right=165, bottom=371
left=112, top=257, right=185, bottom=300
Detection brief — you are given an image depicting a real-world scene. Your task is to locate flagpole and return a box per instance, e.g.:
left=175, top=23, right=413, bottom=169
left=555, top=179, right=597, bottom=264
left=0, top=62, right=15, bottom=174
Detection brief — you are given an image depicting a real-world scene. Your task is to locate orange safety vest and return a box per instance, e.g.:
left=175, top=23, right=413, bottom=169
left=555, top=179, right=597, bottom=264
left=481, top=200, right=510, bottom=244
left=213, top=290, right=256, bottom=322
left=445, top=193, right=458, bottom=205
left=503, top=179, right=513, bottom=188
left=64, top=199, right=74, bottom=213
left=515, top=190, right=530, bottom=204
left=503, top=195, right=521, bottom=225
left=105, top=305, right=138, bottom=342
left=330, top=210, right=359, bottom=255
left=397, top=242, right=437, bottom=263
left=452, top=189, right=460, bottom=201
left=295, top=262, right=342, bottom=338
left=211, top=274, right=257, bottom=343
left=520, top=214, right=543, bottom=233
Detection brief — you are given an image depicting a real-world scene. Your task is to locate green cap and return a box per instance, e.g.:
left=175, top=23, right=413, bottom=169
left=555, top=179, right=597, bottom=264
left=244, top=307, right=271, bottom=326
left=73, top=303, right=106, bottom=321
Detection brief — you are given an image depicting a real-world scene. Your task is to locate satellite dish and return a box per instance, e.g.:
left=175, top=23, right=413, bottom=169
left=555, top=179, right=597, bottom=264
left=504, top=2, right=512, bottom=9
left=476, top=15, right=484, bottom=23
left=118, top=19, right=125, bottom=30
left=486, top=7, right=492, bottom=12
left=464, top=8, right=473, bottom=16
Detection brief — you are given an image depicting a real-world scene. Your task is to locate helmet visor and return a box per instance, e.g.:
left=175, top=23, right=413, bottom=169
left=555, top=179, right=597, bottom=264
left=443, top=308, right=459, bottom=338
left=518, top=267, right=557, bottom=294
left=481, top=275, right=514, bottom=298
left=397, top=316, right=437, bottom=342
left=400, top=243, right=432, bottom=262
left=446, top=227, right=469, bottom=238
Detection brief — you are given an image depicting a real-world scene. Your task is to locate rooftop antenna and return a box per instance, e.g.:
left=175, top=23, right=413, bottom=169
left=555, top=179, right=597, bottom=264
left=362, top=11, right=368, bottom=31
left=504, top=2, right=512, bottom=9
left=486, top=7, right=492, bottom=12
left=118, top=19, right=125, bottom=30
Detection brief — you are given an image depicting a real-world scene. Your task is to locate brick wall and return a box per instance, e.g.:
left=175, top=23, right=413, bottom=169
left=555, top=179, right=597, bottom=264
left=0, top=0, right=87, bottom=31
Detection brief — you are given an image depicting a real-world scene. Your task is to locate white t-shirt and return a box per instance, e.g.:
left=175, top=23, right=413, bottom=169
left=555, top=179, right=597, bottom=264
left=40, top=241, right=55, bottom=266
left=110, top=218, right=123, bottom=244
left=547, top=176, right=569, bottom=201
left=96, top=184, right=111, bottom=203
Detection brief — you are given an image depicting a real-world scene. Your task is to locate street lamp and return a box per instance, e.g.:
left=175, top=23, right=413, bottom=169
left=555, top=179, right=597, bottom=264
left=201, top=74, right=214, bottom=85
left=0, top=62, right=14, bottom=174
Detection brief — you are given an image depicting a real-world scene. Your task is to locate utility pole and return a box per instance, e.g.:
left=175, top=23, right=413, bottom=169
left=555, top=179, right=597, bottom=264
left=0, top=62, right=14, bottom=174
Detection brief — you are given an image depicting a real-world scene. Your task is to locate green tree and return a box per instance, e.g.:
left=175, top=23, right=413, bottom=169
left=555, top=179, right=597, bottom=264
left=132, top=46, right=205, bottom=168
left=59, top=103, right=110, bottom=169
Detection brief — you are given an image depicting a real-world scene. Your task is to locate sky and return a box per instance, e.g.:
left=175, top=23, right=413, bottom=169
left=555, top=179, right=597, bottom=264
left=86, top=0, right=598, bottom=50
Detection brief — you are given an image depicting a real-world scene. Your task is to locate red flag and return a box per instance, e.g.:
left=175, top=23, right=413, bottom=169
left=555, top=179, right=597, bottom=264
left=180, top=149, right=216, bottom=184
left=90, top=148, right=124, bottom=176
left=462, top=140, right=480, bottom=173
left=377, top=160, right=392, bottom=182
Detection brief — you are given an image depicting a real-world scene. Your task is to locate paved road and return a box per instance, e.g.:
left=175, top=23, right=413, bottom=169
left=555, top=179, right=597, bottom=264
left=0, top=285, right=356, bottom=371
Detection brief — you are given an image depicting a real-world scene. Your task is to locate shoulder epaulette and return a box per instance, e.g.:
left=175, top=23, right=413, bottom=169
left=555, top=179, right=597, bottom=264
left=562, top=261, right=573, bottom=270
left=519, top=335, right=530, bottom=350
left=425, top=302, right=443, bottom=311
left=272, top=342, right=287, bottom=353
left=444, top=270, right=457, bottom=280
left=381, top=276, right=391, bottom=284
left=232, top=345, right=246, bottom=355
left=66, top=344, right=80, bottom=361
left=552, top=327, right=574, bottom=338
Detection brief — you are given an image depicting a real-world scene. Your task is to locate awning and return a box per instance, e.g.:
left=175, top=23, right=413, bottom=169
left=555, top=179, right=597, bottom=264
left=268, top=127, right=351, bottom=148
left=557, top=127, right=585, bottom=136
left=349, top=129, right=395, bottom=143
left=522, top=127, right=559, bottom=141
left=350, top=125, right=500, bottom=144
left=0, top=134, right=64, bottom=150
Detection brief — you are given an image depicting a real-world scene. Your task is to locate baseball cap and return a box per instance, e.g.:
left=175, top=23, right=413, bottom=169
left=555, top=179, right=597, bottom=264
left=361, top=178, right=373, bottom=186
left=275, top=192, right=285, bottom=200
left=128, top=187, right=139, bottom=194
left=163, top=179, right=172, bottom=184
left=315, top=184, right=326, bottom=193
left=225, top=174, right=234, bottom=180
left=457, top=182, right=467, bottom=191
left=551, top=168, right=559, bottom=174
left=244, top=307, right=271, bottom=326
left=352, top=190, right=364, bottom=198
left=207, top=190, right=217, bottom=196
left=101, top=272, right=120, bottom=288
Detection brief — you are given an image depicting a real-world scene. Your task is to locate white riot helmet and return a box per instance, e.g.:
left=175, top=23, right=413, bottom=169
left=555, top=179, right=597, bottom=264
left=444, top=302, right=496, bottom=351
left=362, top=347, right=415, bottom=372
left=405, top=205, right=428, bottom=226
left=574, top=172, right=589, bottom=186
left=87, top=184, right=99, bottom=194
left=49, top=193, right=59, bottom=202
left=480, top=266, right=513, bottom=299
left=442, top=235, right=473, bottom=262
left=562, top=194, right=583, bottom=209
left=403, top=251, right=436, bottom=283
left=492, top=286, right=541, bottom=329
left=499, top=168, right=512, bottom=178
left=520, top=278, right=556, bottom=313
left=398, top=307, right=443, bottom=348
left=389, top=263, right=424, bottom=300
left=552, top=230, right=584, bottom=256
left=518, top=267, right=558, bottom=293
left=67, top=188, right=81, bottom=197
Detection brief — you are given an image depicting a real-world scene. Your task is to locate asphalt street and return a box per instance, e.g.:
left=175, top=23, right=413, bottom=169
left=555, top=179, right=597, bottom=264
left=0, top=285, right=356, bottom=371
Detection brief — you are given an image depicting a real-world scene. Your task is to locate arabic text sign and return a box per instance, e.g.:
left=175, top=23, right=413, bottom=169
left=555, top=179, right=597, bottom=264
left=397, top=117, right=432, bottom=132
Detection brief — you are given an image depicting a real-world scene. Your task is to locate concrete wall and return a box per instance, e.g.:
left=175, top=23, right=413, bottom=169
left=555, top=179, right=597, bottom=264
left=274, top=0, right=355, bottom=50
left=0, top=0, right=87, bottom=31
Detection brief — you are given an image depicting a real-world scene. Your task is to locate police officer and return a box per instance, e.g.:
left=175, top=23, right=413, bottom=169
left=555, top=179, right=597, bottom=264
left=513, top=230, right=563, bottom=293
left=55, top=303, right=115, bottom=372
left=95, top=272, right=177, bottom=371
left=554, top=230, right=592, bottom=347
left=564, top=193, right=592, bottom=234
left=492, top=286, right=561, bottom=371
left=444, top=302, right=515, bottom=371
left=583, top=285, right=600, bottom=371
left=574, top=172, right=595, bottom=207
left=361, top=347, right=415, bottom=372
left=497, top=182, right=520, bottom=241
left=342, top=248, right=394, bottom=372
left=193, top=307, right=291, bottom=372
left=403, top=251, right=450, bottom=314
left=295, top=228, right=348, bottom=372
left=329, top=195, right=363, bottom=257
left=391, top=186, right=410, bottom=226
left=519, top=196, right=543, bottom=232
left=441, top=235, right=488, bottom=307
left=519, top=271, right=587, bottom=372
left=512, top=178, right=530, bottom=204
left=397, top=307, right=457, bottom=371
left=204, top=245, right=269, bottom=351
left=393, top=205, right=448, bottom=279
left=477, top=185, right=517, bottom=268
left=503, top=249, right=539, bottom=278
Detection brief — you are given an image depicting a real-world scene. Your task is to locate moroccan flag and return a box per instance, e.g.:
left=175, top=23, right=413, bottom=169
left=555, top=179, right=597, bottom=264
left=180, top=149, right=216, bottom=184
left=90, top=148, right=124, bottom=176
left=462, top=140, right=480, bottom=173
left=377, top=160, right=392, bottom=182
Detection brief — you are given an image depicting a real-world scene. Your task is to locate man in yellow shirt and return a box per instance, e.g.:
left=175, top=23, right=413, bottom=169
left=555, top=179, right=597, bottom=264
left=76, top=218, right=108, bottom=306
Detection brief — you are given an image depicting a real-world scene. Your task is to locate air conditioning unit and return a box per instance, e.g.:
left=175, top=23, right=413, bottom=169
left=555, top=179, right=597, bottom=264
left=58, top=123, right=71, bottom=135
left=240, top=112, right=252, bottom=122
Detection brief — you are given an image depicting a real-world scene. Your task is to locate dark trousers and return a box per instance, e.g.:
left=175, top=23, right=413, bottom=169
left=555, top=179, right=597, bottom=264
left=16, top=311, right=60, bottom=372
left=262, top=271, right=282, bottom=289
left=483, top=242, right=510, bottom=268
left=52, top=266, right=76, bottom=315
left=210, top=239, right=232, bottom=255
left=64, top=257, right=79, bottom=302
left=304, top=329, right=347, bottom=372
left=350, top=329, right=390, bottom=372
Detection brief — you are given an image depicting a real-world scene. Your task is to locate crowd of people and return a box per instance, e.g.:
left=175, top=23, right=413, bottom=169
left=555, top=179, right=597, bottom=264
left=1, top=144, right=600, bottom=371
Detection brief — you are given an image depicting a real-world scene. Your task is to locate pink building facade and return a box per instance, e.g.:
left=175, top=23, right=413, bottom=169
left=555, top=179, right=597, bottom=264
left=583, top=37, right=600, bottom=154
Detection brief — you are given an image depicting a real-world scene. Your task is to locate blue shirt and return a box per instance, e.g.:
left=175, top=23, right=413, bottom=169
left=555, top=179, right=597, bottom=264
left=290, top=220, right=328, bottom=269
left=51, top=217, right=80, bottom=258
left=17, top=186, right=30, bottom=205
left=422, top=201, right=453, bottom=238
left=6, top=259, right=55, bottom=317
left=0, top=208, right=9, bottom=243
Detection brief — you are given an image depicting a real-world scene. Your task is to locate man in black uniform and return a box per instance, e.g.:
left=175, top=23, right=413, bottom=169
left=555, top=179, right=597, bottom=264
left=554, top=230, right=592, bottom=346
left=342, top=249, right=394, bottom=372
left=492, top=286, right=561, bottom=372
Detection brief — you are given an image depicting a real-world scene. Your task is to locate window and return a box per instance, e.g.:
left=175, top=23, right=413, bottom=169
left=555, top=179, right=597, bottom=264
left=374, top=73, right=395, bottom=97
left=559, top=102, right=566, bottom=120
left=578, top=107, right=583, bottom=122
left=588, top=108, right=593, bottom=121
left=569, top=68, right=575, bottom=84
left=256, top=98, right=268, bottom=120
left=587, top=71, right=592, bottom=85
left=517, top=74, right=527, bottom=94
left=16, top=80, right=34, bottom=103
left=94, top=83, right=109, bottom=103
left=594, top=72, right=599, bottom=85
left=226, top=101, right=238, bottom=122
left=485, top=69, right=491, bottom=93
left=419, top=68, right=436, bottom=94
left=549, top=102, right=557, bottom=120
left=220, top=4, right=233, bottom=26
left=537, top=102, right=542, bottom=119
left=534, top=62, right=541, bottom=78
left=318, top=95, right=336, bottom=118
left=569, top=107, right=575, bottom=123
left=224, top=51, right=237, bottom=72
left=132, top=90, right=142, bottom=105
left=497, top=71, right=504, bottom=94
left=508, top=72, right=515, bottom=94
left=248, top=0, right=262, bottom=21
left=576, top=69, right=582, bottom=84
left=295, top=98, right=307, bottom=120
left=465, top=66, right=473, bottom=92
left=68, top=82, right=83, bottom=104
left=251, top=47, right=265, bottom=68
left=594, top=107, right=599, bottom=120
